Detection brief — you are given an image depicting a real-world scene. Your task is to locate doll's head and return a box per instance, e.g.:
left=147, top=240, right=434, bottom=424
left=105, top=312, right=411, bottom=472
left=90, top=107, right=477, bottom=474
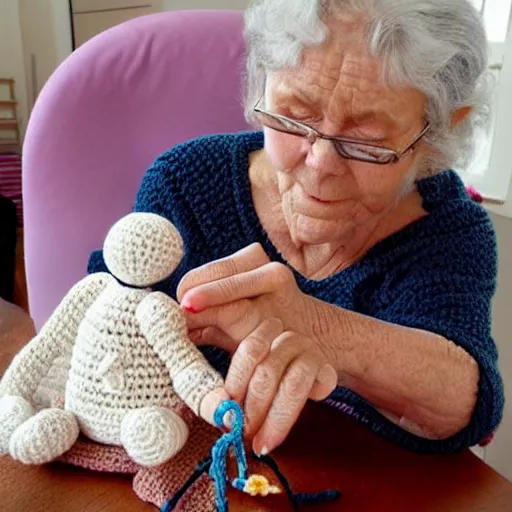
left=103, top=212, right=183, bottom=287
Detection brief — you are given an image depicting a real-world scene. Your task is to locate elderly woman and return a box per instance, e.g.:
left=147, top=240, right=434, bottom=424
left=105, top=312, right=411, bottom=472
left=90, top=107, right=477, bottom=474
left=90, top=0, right=504, bottom=456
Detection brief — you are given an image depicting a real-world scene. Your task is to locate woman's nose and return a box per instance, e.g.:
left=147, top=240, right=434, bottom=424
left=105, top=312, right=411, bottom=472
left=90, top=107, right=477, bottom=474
left=304, top=137, right=349, bottom=176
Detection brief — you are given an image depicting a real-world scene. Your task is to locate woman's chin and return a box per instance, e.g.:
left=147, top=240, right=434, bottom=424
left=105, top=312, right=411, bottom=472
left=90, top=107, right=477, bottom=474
left=289, top=216, right=354, bottom=246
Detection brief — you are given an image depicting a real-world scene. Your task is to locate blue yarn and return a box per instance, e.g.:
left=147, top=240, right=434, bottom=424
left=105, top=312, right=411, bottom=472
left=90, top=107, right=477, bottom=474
left=252, top=452, right=341, bottom=510
left=253, top=452, right=298, bottom=510
left=160, top=456, right=212, bottom=512
left=161, top=401, right=341, bottom=511
left=293, top=491, right=342, bottom=505
left=209, top=400, right=248, bottom=512
left=208, top=401, right=342, bottom=512
left=213, top=400, right=248, bottom=482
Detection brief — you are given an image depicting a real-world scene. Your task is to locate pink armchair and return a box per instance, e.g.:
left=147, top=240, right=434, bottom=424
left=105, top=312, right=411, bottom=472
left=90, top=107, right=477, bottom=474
left=22, top=10, right=251, bottom=329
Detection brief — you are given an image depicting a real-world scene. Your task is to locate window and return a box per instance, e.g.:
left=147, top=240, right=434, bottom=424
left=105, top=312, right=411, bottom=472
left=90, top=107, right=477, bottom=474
left=459, top=0, right=512, bottom=201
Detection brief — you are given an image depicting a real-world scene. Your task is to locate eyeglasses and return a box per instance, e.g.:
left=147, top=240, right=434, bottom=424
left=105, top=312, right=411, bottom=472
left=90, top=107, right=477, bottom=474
left=253, top=100, right=430, bottom=165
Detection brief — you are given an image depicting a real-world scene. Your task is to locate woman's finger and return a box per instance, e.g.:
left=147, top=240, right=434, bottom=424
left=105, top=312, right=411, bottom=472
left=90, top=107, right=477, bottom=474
left=188, top=327, right=238, bottom=354
left=177, top=243, right=270, bottom=302
left=181, top=262, right=296, bottom=313
left=243, top=332, right=312, bottom=439
left=199, top=386, right=232, bottom=426
left=225, top=318, right=284, bottom=404
left=252, top=355, right=317, bottom=456
left=184, top=299, right=263, bottom=342
left=308, top=363, right=338, bottom=401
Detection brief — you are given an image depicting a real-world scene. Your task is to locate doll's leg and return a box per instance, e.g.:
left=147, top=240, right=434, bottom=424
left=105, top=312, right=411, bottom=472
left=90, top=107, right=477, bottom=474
left=120, top=407, right=188, bottom=467
left=0, top=396, right=34, bottom=454
left=9, top=408, right=79, bottom=464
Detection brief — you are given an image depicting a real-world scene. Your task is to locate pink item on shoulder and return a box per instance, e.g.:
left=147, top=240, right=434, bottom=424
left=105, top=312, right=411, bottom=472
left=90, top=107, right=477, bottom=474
left=465, top=185, right=484, bottom=203
left=478, top=432, right=495, bottom=447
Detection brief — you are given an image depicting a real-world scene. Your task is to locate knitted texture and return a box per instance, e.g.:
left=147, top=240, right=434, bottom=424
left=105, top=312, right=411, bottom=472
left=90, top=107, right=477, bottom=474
left=57, top=436, right=140, bottom=474
left=0, top=272, right=112, bottom=463
left=0, top=395, right=34, bottom=455
left=63, top=282, right=185, bottom=446
left=120, top=407, right=189, bottom=466
left=88, top=130, right=505, bottom=455
left=104, top=212, right=183, bottom=287
left=136, top=291, right=224, bottom=416
left=133, top=408, right=220, bottom=509
left=0, top=212, right=225, bottom=469
left=209, top=401, right=249, bottom=512
left=9, top=408, right=79, bottom=464
left=0, top=272, right=111, bottom=401
left=57, top=407, right=219, bottom=509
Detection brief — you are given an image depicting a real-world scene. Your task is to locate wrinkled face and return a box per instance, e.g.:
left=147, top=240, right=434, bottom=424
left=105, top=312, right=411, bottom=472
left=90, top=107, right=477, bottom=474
left=262, top=20, right=428, bottom=245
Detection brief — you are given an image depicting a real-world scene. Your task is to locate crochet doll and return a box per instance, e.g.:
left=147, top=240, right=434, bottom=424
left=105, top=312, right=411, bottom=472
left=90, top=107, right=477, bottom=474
left=0, top=212, right=225, bottom=468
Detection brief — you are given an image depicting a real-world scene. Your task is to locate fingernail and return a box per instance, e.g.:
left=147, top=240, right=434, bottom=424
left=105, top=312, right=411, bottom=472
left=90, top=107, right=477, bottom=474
left=254, top=445, right=269, bottom=457
left=181, top=297, right=201, bottom=313
left=224, top=410, right=235, bottom=429
left=183, top=304, right=200, bottom=313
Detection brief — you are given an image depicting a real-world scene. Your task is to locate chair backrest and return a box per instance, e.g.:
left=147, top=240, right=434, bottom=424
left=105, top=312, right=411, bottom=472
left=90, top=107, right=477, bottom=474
left=23, top=10, right=251, bottom=329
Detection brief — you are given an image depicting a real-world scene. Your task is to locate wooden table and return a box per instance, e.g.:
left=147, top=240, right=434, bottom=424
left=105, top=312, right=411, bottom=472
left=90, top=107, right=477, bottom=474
left=1, top=311, right=511, bottom=511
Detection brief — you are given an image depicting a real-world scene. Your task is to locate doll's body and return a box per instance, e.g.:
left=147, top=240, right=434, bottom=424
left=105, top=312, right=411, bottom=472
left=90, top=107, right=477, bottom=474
left=0, top=213, right=224, bottom=467
left=65, top=283, right=167, bottom=444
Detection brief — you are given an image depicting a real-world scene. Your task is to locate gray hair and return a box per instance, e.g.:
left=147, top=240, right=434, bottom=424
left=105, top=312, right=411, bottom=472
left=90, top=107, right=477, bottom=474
left=243, top=0, right=493, bottom=175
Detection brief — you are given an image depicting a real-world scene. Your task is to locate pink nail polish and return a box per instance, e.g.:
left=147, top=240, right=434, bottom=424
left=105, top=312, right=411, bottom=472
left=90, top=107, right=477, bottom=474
left=181, top=298, right=200, bottom=313
left=184, top=304, right=202, bottom=314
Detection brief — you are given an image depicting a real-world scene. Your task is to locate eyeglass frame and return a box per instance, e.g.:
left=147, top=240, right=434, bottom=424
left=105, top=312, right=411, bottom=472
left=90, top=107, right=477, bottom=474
left=253, top=98, right=430, bottom=165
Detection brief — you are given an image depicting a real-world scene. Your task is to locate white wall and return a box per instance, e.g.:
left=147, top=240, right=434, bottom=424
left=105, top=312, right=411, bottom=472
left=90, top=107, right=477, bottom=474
left=0, top=0, right=72, bottom=139
left=70, top=0, right=250, bottom=47
left=0, top=0, right=29, bottom=137
left=51, top=0, right=73, bottom=65
left=163, top=0, right=250, bottom=9
left=18, top=0, right=72, bottom=114
left=485, top=213, right=512, bottom=480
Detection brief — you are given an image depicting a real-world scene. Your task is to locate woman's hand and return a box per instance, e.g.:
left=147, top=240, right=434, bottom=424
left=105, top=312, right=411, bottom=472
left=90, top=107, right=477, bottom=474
left=178, top=243, right=312, bottom=342
left=225, top=320, right=335, bottom=455
left=178, top=243, right=482, bottom=446
left=177, top=243, right=337, bottom=453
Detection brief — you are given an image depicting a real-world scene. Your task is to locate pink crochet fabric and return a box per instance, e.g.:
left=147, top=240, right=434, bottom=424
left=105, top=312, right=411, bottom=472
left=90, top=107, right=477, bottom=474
left=132, top=408, right=219, bottom=509
left=57, top=438, right=139, bottom=474
left=465, top=185, right=484, bottom=203
left=478, top=432, right=495, bottom=447
left=177, top=474, right=217, bottom=512
left=58, top=407, right=219, bottom=509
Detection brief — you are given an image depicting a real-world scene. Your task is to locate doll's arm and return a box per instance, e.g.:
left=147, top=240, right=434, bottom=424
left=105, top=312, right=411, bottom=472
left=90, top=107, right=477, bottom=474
left=0, top=272, right=114, bottom=400
left=136, top=291, right=224, bottom=416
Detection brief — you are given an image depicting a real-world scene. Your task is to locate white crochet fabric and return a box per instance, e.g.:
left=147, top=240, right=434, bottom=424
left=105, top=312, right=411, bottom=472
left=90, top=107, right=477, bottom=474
left=103, top=211, right=183, bottom=288
left=0, top=396, right=34, bottom=454
left=0, top=213, right=224, bottom=467
left=10, top=408, right=80, bottom=464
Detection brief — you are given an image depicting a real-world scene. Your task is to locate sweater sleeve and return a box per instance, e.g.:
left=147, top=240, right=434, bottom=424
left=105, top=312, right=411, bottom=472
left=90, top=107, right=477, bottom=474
left=371, top=213, right=504, bottom=453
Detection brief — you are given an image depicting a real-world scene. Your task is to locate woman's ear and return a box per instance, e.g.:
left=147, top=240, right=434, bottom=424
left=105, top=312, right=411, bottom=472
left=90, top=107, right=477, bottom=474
left=451, top=106, right=472, bottom=128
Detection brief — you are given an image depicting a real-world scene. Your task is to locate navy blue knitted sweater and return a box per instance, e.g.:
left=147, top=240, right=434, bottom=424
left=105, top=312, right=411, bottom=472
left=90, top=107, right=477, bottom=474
left=88, top=131, right=504, bottom=455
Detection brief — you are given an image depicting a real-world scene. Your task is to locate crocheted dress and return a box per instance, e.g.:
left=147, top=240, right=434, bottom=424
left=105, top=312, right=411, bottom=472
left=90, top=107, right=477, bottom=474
left=89, top=130, right=504, bottom=455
